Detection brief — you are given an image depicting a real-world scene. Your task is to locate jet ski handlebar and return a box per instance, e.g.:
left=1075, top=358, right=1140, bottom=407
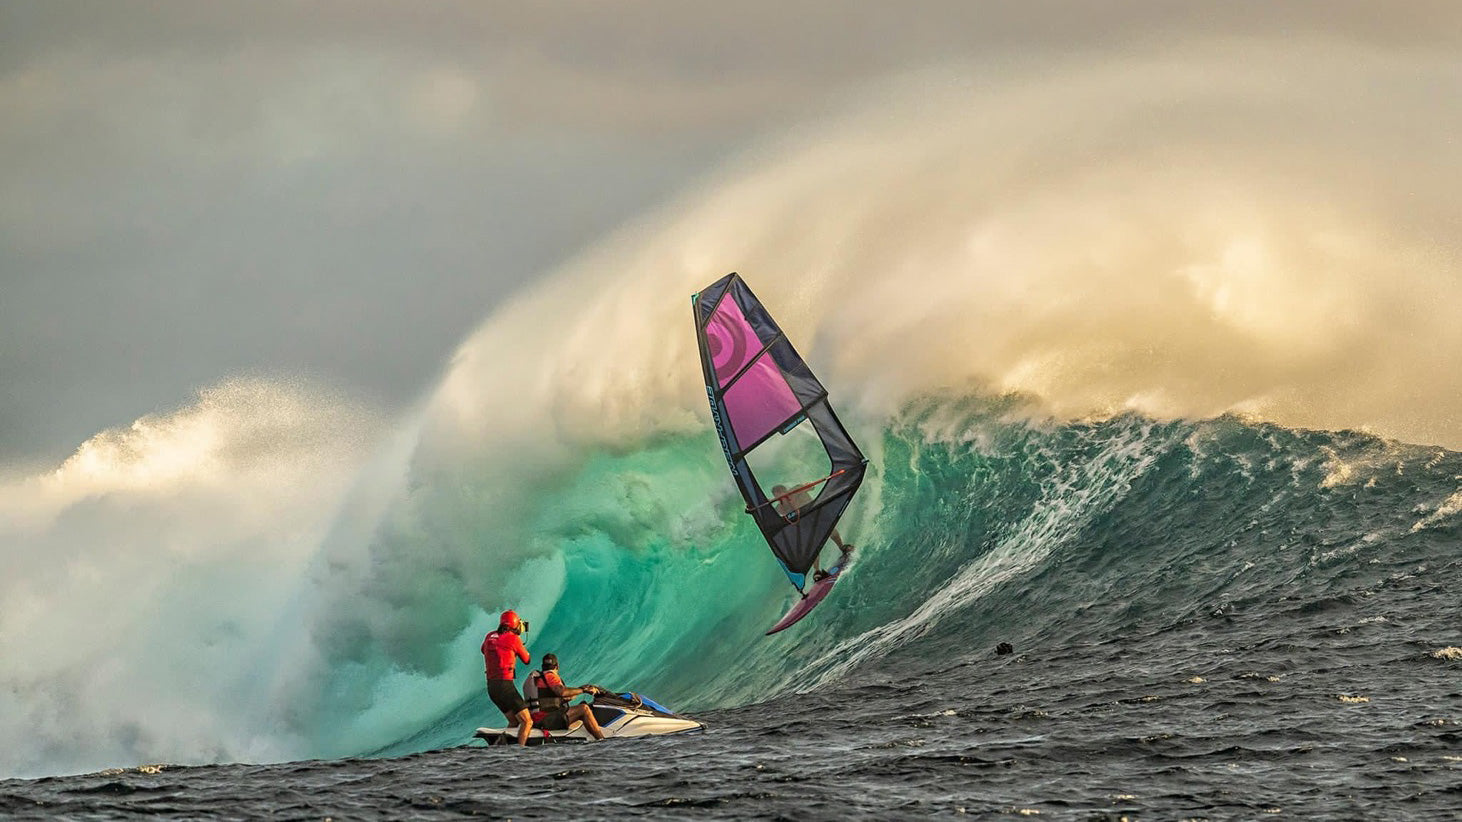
left=585, top=687, right=643, bottom=708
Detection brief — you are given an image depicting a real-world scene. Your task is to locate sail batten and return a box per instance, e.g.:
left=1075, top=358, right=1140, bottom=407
left=693, top=273, right=866, bottom=591
left=729, top=391, right=831, bottom=462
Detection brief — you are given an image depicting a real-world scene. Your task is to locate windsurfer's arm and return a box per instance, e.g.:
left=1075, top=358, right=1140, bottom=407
left=514, top=636, right=531, bottom=664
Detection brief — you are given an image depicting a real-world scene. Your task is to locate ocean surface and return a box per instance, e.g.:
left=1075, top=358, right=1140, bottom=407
left=4, top=408, right=1459, bottom=819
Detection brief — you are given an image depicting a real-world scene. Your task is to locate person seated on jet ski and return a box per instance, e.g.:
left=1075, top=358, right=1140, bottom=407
left=523, top=653, right=607, bottom=740
left=770, top=483, right=854, bottom=581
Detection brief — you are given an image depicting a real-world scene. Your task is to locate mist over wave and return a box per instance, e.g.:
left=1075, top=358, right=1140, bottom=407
left=446, top=43, right=1462, bottom=452
left=5, top=41, right=1462, bottom=778
left=0, top=379, right=382, bottom=777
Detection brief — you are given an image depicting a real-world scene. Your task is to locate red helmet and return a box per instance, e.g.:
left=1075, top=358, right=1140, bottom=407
left=499, top=609, right=520, bottom=631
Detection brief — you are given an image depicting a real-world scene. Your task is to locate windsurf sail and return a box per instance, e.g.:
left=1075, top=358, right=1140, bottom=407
left=692, top=272, right=867, bottom=593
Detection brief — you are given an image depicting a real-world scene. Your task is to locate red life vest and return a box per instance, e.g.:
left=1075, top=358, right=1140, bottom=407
left=480, top=629, right=529, bottom=680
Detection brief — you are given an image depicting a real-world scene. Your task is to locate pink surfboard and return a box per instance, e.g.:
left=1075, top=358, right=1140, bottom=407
left=766, top=551, right=852, bottom=635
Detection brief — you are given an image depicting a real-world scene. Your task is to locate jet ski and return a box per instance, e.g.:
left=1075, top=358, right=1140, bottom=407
left=474, top=690, right=705, bottom=746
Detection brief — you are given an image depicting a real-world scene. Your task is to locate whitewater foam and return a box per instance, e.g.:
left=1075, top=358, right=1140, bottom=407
left=801, top=417, right=1173, bottom=688
left=1409, top=489, right=1462, bottom=533
left=0, top=379, right=382, bottom=777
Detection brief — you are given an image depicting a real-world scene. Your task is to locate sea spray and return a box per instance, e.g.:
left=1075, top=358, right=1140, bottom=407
left=0, top=379, right=382, bottom=777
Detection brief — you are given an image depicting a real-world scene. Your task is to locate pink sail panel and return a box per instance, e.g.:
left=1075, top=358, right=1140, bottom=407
left=705, top=296, right=801, bottom=447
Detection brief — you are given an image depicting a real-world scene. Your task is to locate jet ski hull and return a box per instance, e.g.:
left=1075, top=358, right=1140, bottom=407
left=474, top=693, right=705, bottom=745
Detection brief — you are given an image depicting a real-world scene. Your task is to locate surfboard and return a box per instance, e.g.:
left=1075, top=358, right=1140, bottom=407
left=766, top=549, right=853, bottom=635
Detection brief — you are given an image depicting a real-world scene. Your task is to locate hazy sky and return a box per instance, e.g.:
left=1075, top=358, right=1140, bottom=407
left=3, top=1, right=1458, bottom=463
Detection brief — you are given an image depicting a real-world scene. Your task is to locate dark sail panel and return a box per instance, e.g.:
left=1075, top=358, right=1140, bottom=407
left=693, top=273, right=867, bottom=590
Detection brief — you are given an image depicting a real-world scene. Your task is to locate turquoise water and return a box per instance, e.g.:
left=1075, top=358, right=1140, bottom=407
left=357, top=393, right=1459, bottom=760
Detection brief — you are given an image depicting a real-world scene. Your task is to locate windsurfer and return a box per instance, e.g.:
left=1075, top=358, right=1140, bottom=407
left=523, top=653, right=607, bottom=740
left=771, top=483, right=854, bottom=581
left=482, top=609, right=533, bottom=746
left=695, top=274, right=867, bottom=634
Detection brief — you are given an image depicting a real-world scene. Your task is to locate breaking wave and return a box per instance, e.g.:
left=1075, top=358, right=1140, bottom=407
left=4, top=41, right=1462, bottom=778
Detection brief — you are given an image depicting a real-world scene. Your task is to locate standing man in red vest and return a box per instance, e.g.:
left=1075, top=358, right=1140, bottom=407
left=481, top=609, right=532, bottom=746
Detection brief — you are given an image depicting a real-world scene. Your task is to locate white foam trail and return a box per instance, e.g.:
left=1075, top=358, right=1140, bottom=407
left=799, top=419, right=1173, bottom=689
left=1411, top=489, right=1462, bottom=533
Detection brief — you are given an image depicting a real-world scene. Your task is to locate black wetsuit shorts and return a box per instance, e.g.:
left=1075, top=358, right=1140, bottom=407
left=534, top=707, right=571, bottom=731
left=487, top=678, right=526, bottom=716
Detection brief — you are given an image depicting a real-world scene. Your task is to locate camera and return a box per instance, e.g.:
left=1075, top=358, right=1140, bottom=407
left=520, top=620, right=530, bottom=634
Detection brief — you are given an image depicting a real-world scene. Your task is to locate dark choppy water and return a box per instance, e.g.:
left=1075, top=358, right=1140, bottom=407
left=6, top=595, right=1458, bottom=819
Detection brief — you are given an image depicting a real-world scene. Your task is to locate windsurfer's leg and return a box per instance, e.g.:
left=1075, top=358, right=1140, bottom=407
left=813, top=540, right=855, bottom=582
left=514, top=709, right=533, bottom=746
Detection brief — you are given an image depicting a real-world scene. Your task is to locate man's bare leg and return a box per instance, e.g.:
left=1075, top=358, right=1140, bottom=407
left=570, top=705, right=606, bottom=740
left=831, top=527, right=850, bottom=552
left=514, top=708, right=533, bottom=746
